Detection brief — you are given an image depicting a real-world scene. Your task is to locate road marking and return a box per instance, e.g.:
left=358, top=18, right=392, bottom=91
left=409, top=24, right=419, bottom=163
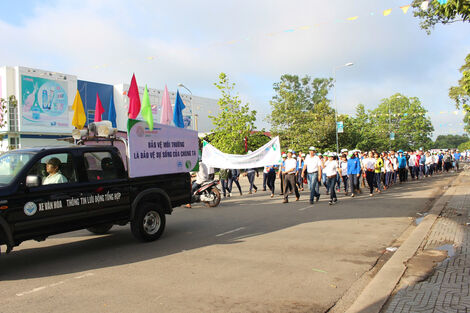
left=74, top=273, right=94, bottom=279
left=298, top=206, right=310, bottom=211
left=16, top=273, right=94, bottom=297
left=216, top=227, right=246, bottom=237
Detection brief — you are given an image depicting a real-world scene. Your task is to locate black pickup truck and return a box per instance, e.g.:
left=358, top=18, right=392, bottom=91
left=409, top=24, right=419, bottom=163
left=0, top=144, right=191, bottom=254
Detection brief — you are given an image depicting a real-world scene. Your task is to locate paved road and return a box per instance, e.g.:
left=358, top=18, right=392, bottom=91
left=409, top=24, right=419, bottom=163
left=0, top=173, right=456, bottom=313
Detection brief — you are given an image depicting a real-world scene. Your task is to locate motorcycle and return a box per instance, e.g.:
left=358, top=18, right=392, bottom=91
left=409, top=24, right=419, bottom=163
left=191, top=180, right=221, bottom=207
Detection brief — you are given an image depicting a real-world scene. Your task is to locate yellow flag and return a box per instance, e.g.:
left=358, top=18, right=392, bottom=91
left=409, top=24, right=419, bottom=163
left=400, top=5, right=410, bottom=14
left=347, top=16, right=359, bottom=21
left=383, top=9, right=392, bottom=16
left=72, top=90, right=86, bottom=129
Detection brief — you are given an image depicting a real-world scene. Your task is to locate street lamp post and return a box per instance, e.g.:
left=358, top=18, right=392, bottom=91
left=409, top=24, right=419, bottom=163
left=177, top=83, right=196, bottom=131
left=389, top=95, right=402, bottom=151
left=333, top=62, right=354, bottom=155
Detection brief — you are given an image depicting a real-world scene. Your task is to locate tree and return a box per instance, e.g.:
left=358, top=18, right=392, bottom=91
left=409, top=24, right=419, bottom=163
left=368, top=94, right=434, bottom=151
left=268, top=74, right=336, bottom=151
left=412, top=0, right=470, bottom=34
left=208, top=73, right=257, bottom=154
left=449, top=53, right=470, bottom=133
left=434, top=134, right=469, bottom=148
left=458, top=140, right=470, bottom=151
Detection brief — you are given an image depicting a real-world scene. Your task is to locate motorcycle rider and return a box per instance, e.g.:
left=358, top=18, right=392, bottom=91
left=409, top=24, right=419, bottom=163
left=186, top=160, right=210, bottom=208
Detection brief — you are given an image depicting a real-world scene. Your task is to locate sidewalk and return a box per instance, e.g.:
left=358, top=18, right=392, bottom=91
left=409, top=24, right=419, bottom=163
left=383, top=169, right=470, bottom=312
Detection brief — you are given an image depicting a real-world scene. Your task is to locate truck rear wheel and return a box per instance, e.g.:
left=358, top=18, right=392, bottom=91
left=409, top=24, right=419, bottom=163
left=131, top=203, right=166, bottom=242
left=87, top=223, right=113, bottom=235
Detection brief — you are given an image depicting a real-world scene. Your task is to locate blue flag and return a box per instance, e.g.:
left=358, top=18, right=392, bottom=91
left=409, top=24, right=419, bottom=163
left=173, top=90, right=186, bottom=128
left=107, top=95, right=117, bottom=128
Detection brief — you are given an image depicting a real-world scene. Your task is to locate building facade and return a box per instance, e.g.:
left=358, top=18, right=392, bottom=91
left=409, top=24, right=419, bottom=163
left=0, top=66, right=218, bottom=151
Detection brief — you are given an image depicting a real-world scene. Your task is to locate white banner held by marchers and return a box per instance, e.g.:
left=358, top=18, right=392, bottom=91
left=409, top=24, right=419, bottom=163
left=202, top=137, right=281, bottom=169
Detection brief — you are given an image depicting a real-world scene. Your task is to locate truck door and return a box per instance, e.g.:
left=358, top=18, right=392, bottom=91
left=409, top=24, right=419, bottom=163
left=80, top=151, right=130, bottom=222
left=12, top=152, right=86, bottom=235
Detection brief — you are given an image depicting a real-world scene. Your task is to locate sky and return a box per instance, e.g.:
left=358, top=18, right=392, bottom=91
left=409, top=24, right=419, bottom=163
left=0, top=0, right=469, bottom=138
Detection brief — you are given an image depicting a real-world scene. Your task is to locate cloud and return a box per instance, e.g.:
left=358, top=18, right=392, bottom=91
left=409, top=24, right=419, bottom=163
left=0, top=0, right=469, bottom=138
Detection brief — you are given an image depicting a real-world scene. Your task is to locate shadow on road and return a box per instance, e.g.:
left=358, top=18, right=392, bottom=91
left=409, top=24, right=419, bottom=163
left=0, top=172, right=458, bottom=282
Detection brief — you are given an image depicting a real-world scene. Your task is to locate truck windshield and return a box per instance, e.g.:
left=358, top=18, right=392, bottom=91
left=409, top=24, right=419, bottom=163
left=0, top=152, right=34, bottom=185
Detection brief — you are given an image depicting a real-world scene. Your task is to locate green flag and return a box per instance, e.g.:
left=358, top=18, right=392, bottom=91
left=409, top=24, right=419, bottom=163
left=141, top=85, right=153, bottom=130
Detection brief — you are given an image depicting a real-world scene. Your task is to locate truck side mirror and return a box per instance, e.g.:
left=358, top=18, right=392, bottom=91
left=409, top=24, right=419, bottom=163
left=26, top=175, right=41, bottom=188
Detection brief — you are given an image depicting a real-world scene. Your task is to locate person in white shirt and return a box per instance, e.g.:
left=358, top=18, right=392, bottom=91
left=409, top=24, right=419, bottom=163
left=302, top=146, right=322, bottom=204
left=408, top=152, right=417, bottom=180
left=324, top=153, right=339, bottom=205
left=338, top=154, right=349, bottom=195
left=42, top=158, right=68, bottom=185
left=362, top=151, right=376, bottom=196
left=282, top=150, right=300, bottom=203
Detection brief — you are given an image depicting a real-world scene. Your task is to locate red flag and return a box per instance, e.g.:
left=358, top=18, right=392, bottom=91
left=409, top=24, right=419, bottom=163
left=94, top=92, right=105, bottom=122
left=127, top=73, right=141, bottom=119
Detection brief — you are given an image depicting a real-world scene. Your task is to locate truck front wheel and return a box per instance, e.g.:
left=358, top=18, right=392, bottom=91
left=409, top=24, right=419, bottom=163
left=131, top=203, right=166, bottom=242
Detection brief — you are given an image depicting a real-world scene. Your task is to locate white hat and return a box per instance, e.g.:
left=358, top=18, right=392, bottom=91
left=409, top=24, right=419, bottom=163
left=341, top=148, right=348, bottom=152
left=287, top=149, right=293, bottom=153
left=309, top=146, right=316, bottom=151
left=282, top=153, right=287, bottom=158
left=328, top=152, right=334, bottom=157
left=292, top=154, right=297, bottom=158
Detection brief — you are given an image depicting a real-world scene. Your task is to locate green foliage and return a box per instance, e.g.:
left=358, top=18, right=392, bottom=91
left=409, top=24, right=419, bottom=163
left=344, top=95, right=434, bottom=151
left=268, top=74, right=336, bottom=151
left=0, top=97, right=9, bottom=129
left=458, top=140, right=470, bottom=151
left=434, top=134, right=469, bottom=148
left=449, top=53, right=470, bottom=133
left=412, top=0, right=470, bottom=34
left=208, top=73, right=257, bottom=154
left=247, top=131, right=271, bottom=152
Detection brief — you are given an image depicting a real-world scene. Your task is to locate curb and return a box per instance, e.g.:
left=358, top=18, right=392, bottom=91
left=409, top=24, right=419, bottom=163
left=344, top=173, right=462, bottom=313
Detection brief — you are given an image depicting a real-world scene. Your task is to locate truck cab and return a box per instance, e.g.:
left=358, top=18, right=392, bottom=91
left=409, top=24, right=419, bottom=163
left=0, top=144, right=190, bottom=254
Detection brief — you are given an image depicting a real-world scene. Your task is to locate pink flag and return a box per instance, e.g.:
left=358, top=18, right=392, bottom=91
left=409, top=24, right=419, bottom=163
left=160, top=85, right=173, bottom=125
left=94, top=92, right=105, bottom=122
left=128, top=73, right=141, bottom=119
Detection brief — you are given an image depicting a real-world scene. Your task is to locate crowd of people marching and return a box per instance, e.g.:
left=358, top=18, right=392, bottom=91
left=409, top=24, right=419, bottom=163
left=218, top=147, right=467, bottom=206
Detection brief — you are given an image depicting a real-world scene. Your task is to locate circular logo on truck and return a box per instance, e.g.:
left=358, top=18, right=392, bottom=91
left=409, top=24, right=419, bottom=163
left=24, top=202, right=38, bottom=216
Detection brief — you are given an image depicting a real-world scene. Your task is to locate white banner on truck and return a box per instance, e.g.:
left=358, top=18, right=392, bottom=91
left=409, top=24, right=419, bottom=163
left=202, top=137, right=282, bottom=169
left=127, top=120, right=199, bottom=177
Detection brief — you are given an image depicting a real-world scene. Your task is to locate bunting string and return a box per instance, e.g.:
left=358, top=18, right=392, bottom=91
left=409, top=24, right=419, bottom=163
left=92, top=1, right=447, bottom=69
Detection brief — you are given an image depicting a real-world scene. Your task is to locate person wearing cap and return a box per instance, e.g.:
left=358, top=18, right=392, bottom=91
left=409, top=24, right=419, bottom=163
left=397, top=150, right=407, bottom=183
left=347, top=151, right=361, bottom=197
left=384, top=152, right=393, bottom=189
left=296, top=151, right=305, bottom=191
left=362, top=151, right=376, bottom=196
left=374, top=152, right=383, bottom=193
left=339, top=154, right=349, bottom=195
left=302, top=146, right=322, bottom=204
left=408, top=151, right=416, bottom=180
left=282, top=150, right=300, bottom=203
left=262, top=164, right=270, bottom=192
left=324, top=153, right=339, bottom=205
left=453, top=149, right=461, bottom=171
left=418, top=150, right=426, bottom=179
left=279, top=153, right=288, bottom=195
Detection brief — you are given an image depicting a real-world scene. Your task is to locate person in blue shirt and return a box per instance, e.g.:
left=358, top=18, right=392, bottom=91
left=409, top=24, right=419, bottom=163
left=419, top=151, right=426, bottom=179
left=347, top=152, right=361, bottom=197
left=397, top=150, right=408, bottom=183
left=454, top=150, right=462, bottom=171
